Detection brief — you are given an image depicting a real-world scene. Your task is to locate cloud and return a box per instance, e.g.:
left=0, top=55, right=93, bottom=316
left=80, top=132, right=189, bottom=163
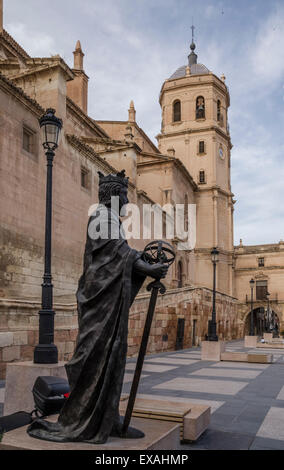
left=4, top=0, right=284, bottom=246
left=250, top=4, right=284, bottom=84
left=6, top=21, right=62, bottom=57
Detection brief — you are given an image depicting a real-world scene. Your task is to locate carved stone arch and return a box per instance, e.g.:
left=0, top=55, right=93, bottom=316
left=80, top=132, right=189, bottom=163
left=243, top=304, right=282, bottom=336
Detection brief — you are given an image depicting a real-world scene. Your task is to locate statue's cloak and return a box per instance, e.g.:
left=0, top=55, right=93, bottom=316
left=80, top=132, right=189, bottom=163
left=27, top=207, right=145, bottom=444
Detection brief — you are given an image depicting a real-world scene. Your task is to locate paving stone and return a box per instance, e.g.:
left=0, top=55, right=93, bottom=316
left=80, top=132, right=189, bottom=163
left=180, top=428, right=254, bottom=450
left=210, top=362, right=269, bottom=369
left=154, top=377, right=249, bottom=395
left=123, top=373, right=148, bottom=384
left=257, top=407, right=284, bottom=441
left=145, top=358, right=199, bottom=365
left=250, top=436, right=284, bottom=450
left=189, top=368, right=262, bottom=379
left=170, top=354, right=201, bottom=360
left=276, top=385, right=284, bottom=401
left=125, top=363, right=178, bottom=373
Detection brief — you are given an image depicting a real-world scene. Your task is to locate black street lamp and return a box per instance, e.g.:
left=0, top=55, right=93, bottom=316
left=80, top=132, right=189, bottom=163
left=249, top=278, right=255, bottom=336
left=266, top=291, right=270, bottom=332
left=208, top=247, right=219, bottom=341
left=34, top=108, right=62, bottom=364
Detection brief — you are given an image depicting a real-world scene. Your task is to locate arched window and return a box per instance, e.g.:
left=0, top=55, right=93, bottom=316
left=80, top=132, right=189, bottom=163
left=217, top=99, right=221, bottom=121
left=173, top=100, right=181, bottom=122
left=196, top=96, right=205, bottom=119
left=177, top=260, right=183, bottom=288
left=199, top=170, right=206, bottom=184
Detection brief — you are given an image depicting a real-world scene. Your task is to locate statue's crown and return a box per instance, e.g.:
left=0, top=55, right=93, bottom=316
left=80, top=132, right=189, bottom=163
left=98, top=169, right=129, bottom=187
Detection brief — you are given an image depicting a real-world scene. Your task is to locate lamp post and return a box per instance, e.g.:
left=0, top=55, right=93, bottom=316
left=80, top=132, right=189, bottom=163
left=266, top=291, right=271, bottom=332
left=34, top=108, right=62, bottom=364
left=208, top=247, right=219, bottom=341
left=249, top=278, right=255, bottom=336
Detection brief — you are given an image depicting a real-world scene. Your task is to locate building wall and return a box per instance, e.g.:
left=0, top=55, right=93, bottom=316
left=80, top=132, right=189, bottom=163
left=0, top=286, right=242, bottom=379
left=234, top=242, right=284, bottom=331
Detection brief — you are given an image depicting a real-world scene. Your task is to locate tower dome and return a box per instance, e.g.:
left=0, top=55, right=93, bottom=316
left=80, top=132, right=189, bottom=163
left=169, top=39, right=209, bottom=80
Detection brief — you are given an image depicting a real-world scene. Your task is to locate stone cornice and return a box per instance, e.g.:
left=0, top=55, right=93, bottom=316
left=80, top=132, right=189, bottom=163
left=66, top=133, right=116, bottom=172
left=157, top=124, right=232, bottom=147
left=11, top=57, right=75, bottom=82
left=0, top=71, right=44, bottom=115
left=140, top=151, right=170, bottom=160
left=234, top=266, right=284, bottom=272
left=234, top=243, right=284, bottom=255
left=0, top=29, right=30, bottom=60
left=82, top=136, right=138, bottom=152
left=194, top=247, right=234, bottom=257
left=159, top=72, right=230, bottom=106
left=196, top=184, right=234, bottom=198
left=66, top=97, right=109, bottom=139
left=95, top=140, right=142, bottom=153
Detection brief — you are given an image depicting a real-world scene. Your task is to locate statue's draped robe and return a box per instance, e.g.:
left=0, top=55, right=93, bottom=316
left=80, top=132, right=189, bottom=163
left=27, top=207, right=145, bottom=443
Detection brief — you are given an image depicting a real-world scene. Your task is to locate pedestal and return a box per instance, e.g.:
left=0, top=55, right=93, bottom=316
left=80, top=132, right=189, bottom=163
left=0, top=416, right=180, bottom=450
left=4, top=361, right=67, bottom=416
left=263, top=333, right=273, bottom=342
left=244, top=335, right=258, bottom=348
left=201, top=341, right=225, bottom=361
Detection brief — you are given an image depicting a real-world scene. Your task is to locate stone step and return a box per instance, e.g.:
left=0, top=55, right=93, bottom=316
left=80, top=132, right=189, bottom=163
left=119, top=397, right=210, bottom=442
left=220, top=352, right=248, bottom=362
left=247, top=353, right=273, bottom=363
left=257, top=343, right=284, bottom=349
left=220, top=351, right=273, bottom=364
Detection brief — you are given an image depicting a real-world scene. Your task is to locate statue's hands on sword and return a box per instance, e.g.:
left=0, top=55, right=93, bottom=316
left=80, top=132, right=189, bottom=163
left=121, top=240, right=175, bottom=436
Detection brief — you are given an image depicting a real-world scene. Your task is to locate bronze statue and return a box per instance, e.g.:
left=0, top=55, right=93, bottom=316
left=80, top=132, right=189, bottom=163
left=27, top=170, right=168, bottom=444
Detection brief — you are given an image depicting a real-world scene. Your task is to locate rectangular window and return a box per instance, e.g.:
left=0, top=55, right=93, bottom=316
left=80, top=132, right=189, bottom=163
left=23, top=126, right=35, bottom=154
left=198, top=141, right=205, bottom=154
left=256, top=280, right=267, bottom=300
left=81, top=166, right=90, bottom=189
left=258, top=257, right=265, bottom=267
left=199, top=170, right=205, bottom=184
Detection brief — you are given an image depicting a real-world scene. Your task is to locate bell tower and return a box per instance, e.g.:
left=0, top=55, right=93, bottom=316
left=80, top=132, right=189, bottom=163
left=157, top=33, right=234, bottom=295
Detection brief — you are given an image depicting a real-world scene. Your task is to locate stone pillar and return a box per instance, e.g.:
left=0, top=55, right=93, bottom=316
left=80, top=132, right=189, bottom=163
left=201, top=341, right=225, bottom=361
left=128, top=100, right=136, bottom=122
left=244, top=335, right=258, bottom=348
left=263, top=333, right=273, bottom=342
left=66, top=40, right=89, bottom=114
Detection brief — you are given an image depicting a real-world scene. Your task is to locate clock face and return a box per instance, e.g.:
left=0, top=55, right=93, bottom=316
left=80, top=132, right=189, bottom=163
left=219, top=147, right=224, bottom=159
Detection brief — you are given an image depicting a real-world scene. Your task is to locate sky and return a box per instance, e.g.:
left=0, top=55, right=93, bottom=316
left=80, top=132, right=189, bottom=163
left=3, top=0, right=284, bottom=246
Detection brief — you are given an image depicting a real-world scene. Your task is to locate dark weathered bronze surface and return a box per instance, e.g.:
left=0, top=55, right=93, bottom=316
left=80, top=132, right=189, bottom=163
left=122, top=240, right=175, bottom=435
left=27, top=172, right=171, bottom=444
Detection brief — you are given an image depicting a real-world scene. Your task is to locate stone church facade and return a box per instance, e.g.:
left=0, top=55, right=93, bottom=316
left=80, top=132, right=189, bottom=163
left=0, top=4, right=283, bottom=377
